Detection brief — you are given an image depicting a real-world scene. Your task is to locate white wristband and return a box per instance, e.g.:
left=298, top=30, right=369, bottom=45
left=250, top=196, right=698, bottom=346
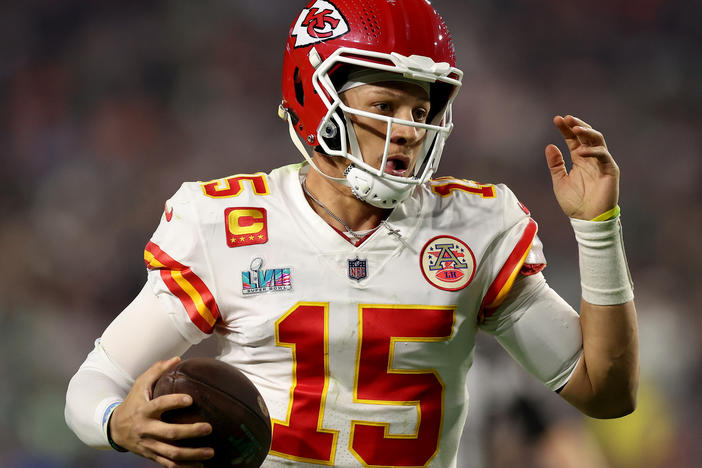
left=570, top=215, right=634, bottom=305
left=102, top=400, right=128, bottom=452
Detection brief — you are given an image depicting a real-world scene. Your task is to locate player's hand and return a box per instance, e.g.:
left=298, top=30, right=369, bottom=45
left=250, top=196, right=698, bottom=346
left=545, top=115, right=619, bottom=220
left=109, top=357, right=214, bottom=468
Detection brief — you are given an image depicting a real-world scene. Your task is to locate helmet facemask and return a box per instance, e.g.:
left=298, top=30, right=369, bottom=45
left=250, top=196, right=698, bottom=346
left=295, top=47, right=462, bottom=208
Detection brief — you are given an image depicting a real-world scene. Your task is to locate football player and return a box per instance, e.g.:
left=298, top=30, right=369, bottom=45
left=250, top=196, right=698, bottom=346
left=65, top=0, right=638, bottom=467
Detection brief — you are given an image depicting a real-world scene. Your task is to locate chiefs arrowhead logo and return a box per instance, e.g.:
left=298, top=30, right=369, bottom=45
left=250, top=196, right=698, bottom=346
left=292, top=1, right=349, bottom=48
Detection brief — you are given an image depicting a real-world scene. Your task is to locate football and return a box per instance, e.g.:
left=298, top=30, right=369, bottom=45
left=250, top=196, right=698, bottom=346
left=152, top=358, right=272, bottom=467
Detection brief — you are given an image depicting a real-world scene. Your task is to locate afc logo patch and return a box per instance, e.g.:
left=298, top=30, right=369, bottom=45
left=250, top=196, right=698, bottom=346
left=292, top=0, right=350, bottom=48
left=225, top=207, right=268, bottom=247
left=420, top=235, right=476, bottom=291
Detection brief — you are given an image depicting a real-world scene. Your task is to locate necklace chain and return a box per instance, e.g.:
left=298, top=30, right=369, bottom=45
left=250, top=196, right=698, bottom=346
left=302, top=178, right=371, bottom=240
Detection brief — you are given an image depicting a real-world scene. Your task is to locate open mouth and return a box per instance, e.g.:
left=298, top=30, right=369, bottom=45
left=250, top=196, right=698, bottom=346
left=384, top=155, right=410, bottom=177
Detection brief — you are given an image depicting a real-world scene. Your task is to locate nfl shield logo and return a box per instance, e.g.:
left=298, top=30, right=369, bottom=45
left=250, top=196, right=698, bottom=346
left=347, top=258, right=367, bottom=281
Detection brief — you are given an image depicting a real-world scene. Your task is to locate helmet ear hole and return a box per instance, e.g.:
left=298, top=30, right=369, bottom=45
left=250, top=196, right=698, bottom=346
left=320, top=109, right=345, bottom=152
left=321, top=121, right=338, bottom=139
left=294, top=67, right=304, bottom=106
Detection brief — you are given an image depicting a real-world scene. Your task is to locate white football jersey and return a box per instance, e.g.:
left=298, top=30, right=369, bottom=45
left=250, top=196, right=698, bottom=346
left=145, top=163, right=556, bottom=467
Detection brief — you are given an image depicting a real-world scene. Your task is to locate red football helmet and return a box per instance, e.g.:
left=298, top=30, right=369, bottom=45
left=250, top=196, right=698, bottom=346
left=280, top=0, right=463, bottom=208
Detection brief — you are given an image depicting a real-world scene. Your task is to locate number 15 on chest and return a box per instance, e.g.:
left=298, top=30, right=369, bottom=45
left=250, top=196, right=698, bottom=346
left=270, top=302, right=455, bottom=467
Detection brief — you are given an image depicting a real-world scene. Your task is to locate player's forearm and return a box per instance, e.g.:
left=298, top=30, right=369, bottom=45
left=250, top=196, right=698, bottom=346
left=560, top=214, right=639, bottom=418
left=65, top=341, right=134, bottom=448
left=65, top=284, right=196, bottom=448
left=565, top=299, right=639, bottom=418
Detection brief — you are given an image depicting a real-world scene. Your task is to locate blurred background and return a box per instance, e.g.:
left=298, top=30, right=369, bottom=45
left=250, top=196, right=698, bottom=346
left=1, top=0, right=700, bottom=467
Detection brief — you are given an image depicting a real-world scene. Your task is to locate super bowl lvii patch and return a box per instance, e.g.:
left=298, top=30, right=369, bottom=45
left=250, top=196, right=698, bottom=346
left=242, top=258, right=292, bottom=295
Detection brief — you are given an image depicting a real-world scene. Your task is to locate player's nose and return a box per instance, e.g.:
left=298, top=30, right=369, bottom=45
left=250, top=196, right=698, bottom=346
left=390, top=109, right=423, bottom=145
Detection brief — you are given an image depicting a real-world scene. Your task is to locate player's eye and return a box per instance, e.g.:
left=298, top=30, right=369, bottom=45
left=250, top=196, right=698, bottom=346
left=413, top=107, right=428, bottom=122
left=373, top=102, right=392, bottom=114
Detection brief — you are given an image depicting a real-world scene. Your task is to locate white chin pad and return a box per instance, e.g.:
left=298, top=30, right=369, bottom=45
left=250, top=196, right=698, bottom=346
left=345, top=166, right=413, bottom=208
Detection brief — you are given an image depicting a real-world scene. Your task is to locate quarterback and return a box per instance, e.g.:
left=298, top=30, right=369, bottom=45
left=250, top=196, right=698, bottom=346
left=65, top=0, right=639, bottom=467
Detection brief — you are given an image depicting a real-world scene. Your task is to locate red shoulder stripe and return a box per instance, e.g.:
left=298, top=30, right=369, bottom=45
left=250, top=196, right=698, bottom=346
left=480, top=218, right=538, bottom=317
left=144, top=241, right=221, bottom=334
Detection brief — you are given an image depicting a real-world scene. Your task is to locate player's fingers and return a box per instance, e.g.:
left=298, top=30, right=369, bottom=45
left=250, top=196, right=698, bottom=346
left=136, top=357, right=181, bottom=394
left=577, top=147, right=620, bottom=173
left=553, top=115, right=576, bottom=138
left=577, top=146, right=611, bottom=160
left=553, top=115, right=581, bottom=151
left=571, top=125, right=606, bottom=148
left=151, top=450, right=208, bottom=468
left=564, top=114, right=593, bottom=129
left=146, top=393, right=195, bottom=417
left=141, top=419, right=212, bottom=442
left=545, top=144, right=568, bottom=181
left=141, top=438, right=214, bottom=464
